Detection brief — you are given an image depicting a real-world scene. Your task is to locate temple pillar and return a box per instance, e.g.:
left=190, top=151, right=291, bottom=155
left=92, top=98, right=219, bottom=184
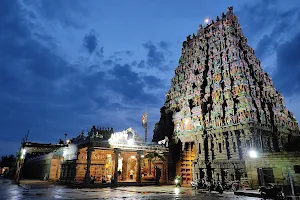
left=241, top=129, right=249, bottom=158
left=84, top=144, right=94, bottom=184
left=148, top=158, right=152, bottom=175
left=228, top=131, right=239, bottom=159
left=268, top=133, right=274, bottom=152
left=277, top=134, right=283, bottom=151
left=203, top=168, right=207, bottom=181
left=208, top=136, right=212, bottom=161
left=223, top=169, right=229, bottom=183
left=228, top=168, right=235, bottom=181
left=113, top=148, right=120, bottom=182
left=198, top=135, right=206, bottom=161
left=136, top=150, right=143, bottom=183
left=213, top=168, right=222, bottom=182
left=163, top=152, right=169, bottom=183
left=213, top=136, right=219, bottom=159
left=221, top=134, right=228, bottom=159
left=195, top=137, right=199, bottom=158
left=262, top=136, right=268, bottom=152
left=258, top=131, right=263, bottom=152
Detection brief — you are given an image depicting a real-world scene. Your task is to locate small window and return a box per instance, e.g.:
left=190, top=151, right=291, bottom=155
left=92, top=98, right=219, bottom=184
left=294, top=165, right=300, bottom=174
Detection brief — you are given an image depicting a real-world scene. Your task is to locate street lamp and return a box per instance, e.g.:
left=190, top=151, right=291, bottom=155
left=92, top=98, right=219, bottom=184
left=248, top=149, right=259, bottom=158
left=21, top=148, right=26, bottom=159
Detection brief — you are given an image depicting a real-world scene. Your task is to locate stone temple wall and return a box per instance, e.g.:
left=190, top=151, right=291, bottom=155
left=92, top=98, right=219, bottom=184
left=245, top=152, right=300, bottom=191
left=153, top=6, right=300, bottom=185
left=22, top=153, right=53, bottom=180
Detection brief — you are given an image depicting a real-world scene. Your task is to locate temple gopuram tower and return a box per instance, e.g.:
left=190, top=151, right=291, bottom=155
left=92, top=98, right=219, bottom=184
left=153, top=7, right=299, bottom=185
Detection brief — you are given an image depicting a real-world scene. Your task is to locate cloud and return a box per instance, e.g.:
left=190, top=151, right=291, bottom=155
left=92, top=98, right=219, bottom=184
left=103, top=59, right=114, bottom=65
left=24, top=0, right=88, bottom=29
left=2, top=0, right=298, bottom=158
left=137, top=60, right=146, bottom=68
left=253, top=7, right=299, bottom=61
left=0, top=0, right=108, bottom=152
left=143, top=41, right=166, bottom=68
left=142, top=75, right=164, bottom=90
left=274, top=32, right=300, bottom=95
left=83, top=30, right=100, bottom=54
left=255, top=35, right=277, bottom=60
left=236, top=0, right=300, bottom=100
left=159, top=41, right=169, bottom=50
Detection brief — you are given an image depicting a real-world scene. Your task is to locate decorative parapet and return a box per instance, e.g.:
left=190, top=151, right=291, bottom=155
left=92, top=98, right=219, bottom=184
left=108, top=140, right=168, bottom=152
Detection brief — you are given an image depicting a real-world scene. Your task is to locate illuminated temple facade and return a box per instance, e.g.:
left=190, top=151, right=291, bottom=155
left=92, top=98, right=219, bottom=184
left=153, top=7, right=300, bottom=186
left=22, top=127, right=168, bottom=184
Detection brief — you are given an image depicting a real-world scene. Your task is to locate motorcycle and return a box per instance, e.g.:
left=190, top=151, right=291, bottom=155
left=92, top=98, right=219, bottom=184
left=231, top=181, right=240, bottom=192
left=190, top=179, right=199, bottom=189
left=259, top=184, right=286, bottom=200
left=208, top=181, right=224, bottom=194
left=215, top=181, right=224, bottom=194
left=190, top=179, right=207, bottom=189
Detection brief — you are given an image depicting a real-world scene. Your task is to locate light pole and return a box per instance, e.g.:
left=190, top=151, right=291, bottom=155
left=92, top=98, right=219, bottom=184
left=64, top=133, right=67, bottom=144
left=248, top=149, right=260, bottom=188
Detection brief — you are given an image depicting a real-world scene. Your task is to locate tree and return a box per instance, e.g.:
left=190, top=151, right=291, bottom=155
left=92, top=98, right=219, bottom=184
left=144, top=152, right=165, bottom=162
left=144, top=152, right=165, bottom=175
left=0, top=155, right=16, bottom=168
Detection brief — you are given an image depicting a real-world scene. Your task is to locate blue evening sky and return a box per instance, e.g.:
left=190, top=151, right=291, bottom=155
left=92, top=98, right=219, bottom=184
left=1, top=0, right=300, bottom=157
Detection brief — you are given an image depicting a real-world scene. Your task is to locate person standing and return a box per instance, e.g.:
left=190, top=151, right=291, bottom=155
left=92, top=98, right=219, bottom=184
left=130, top=170, right=134, bottom=179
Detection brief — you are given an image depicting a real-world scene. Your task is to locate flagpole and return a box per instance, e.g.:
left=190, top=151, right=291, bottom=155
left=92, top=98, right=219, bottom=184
left=145, top=123, right=148, bottom=143
left=142, top=113, right=148, bottom=143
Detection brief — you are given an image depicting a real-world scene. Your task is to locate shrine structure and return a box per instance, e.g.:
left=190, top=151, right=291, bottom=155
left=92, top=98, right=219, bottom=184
left=20, top=126, right=168, bottom=185
left=153, top=7, right=299, bottom=185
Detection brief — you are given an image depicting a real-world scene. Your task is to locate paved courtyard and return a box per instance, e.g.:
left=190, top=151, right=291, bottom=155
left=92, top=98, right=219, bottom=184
left=0, top=179, right=260, bottom=200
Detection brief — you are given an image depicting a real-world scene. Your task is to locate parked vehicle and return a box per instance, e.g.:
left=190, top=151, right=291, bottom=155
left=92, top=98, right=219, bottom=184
left=215, top=181, right=224, bottom=194
left=190, top=179, right=208, bottom=189
left=231, top=181, right=240, bottom=192
left=259, top=183, right=286, bottom=200
left=208, top=181, right=224, bottom=194
left=190, top=179, right=199, bottom=189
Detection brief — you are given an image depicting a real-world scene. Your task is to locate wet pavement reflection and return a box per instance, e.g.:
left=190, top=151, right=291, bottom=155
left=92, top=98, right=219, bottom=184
left=0, top=179, right=260, bottom=200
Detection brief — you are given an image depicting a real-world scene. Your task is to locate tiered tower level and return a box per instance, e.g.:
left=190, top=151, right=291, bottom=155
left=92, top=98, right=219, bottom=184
left=161, top=7, right=299, bottom=184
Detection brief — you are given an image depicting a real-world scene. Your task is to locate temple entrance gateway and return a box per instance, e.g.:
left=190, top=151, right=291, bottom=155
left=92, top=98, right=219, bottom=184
left=127, top=156, right=137, bottom=181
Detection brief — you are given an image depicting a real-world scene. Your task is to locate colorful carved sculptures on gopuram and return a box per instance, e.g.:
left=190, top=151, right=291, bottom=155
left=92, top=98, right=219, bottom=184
left=165, top=7, right=299, bottom=139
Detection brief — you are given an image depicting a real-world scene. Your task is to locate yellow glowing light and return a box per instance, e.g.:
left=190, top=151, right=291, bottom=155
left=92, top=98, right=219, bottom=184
left=141, top=155, right=144, bottom=158
left=131, top=155, right=136, bottom=159
left=107, top=154, right=111, bottom=158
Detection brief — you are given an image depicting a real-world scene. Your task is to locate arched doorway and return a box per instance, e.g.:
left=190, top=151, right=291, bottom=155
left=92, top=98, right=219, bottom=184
left=127, top=156, right=137, bottom=181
